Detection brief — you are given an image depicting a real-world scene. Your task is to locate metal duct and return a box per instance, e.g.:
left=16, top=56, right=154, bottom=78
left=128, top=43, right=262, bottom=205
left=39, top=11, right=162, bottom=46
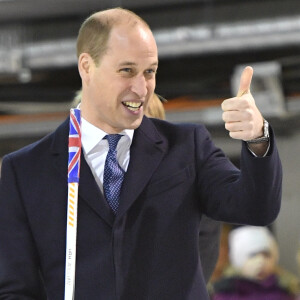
left=1, top=15, right=300, bottom=73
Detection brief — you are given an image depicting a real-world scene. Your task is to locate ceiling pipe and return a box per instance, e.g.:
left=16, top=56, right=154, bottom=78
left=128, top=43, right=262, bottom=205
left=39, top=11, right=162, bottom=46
left=1, top=15, right=300, bottom=73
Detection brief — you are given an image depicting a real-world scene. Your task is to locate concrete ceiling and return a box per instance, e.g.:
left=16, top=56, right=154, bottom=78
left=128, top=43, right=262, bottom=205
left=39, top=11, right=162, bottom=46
left=1, top=0, right=300, bottom=106
left=0, top=0, right=201, bottom=23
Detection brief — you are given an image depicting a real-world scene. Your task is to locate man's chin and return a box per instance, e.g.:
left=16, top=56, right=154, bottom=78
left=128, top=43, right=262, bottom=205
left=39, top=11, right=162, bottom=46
left=125, top=118, right=143, bottom=130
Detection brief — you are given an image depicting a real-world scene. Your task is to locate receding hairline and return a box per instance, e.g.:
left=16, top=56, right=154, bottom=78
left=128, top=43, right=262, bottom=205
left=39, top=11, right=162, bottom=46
left=90, top=7, right=150, bottom=29
left=76, top=8, right=153, bottom=64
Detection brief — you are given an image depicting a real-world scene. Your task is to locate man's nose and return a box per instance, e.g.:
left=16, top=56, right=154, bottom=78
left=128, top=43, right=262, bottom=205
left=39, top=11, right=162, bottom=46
left=130, top=75, right=147, bottom=98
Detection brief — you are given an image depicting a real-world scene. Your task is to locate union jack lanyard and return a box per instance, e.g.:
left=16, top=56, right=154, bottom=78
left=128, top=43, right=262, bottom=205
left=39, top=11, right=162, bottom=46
left=64, top=108, right=81, bottom=300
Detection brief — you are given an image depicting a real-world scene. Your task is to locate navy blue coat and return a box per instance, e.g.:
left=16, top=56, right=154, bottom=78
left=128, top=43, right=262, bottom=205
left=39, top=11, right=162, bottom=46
left=0, top=116, right=282, bottom=299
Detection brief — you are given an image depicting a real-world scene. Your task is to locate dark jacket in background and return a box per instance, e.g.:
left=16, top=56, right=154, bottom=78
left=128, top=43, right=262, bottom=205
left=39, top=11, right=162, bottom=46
left=212, top=275, right=295, bottom=300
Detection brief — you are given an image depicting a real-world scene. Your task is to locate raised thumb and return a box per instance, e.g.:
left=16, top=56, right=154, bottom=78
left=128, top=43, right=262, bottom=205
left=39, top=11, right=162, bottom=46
left=237, top=66, right=253, bottom=97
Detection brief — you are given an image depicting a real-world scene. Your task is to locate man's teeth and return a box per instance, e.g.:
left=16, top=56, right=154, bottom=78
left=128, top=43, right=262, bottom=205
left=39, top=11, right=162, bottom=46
left=123, top=101, right=142, bottom=111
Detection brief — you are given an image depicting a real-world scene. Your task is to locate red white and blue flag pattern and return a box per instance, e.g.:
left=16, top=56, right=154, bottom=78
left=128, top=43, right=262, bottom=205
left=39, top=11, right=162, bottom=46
left=68, top=108, right=81, bottom=183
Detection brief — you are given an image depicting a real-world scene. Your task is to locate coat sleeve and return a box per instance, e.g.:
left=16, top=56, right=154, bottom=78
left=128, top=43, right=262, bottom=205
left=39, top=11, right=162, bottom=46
left=0, top=154, right=46, bottom=299
left=196, top=125, right=282, bottom=226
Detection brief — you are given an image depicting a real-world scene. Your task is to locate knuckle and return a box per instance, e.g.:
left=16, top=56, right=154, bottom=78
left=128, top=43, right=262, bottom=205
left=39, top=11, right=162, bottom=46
left=244, top=109, right=250, bottom=117
left=243, top=109, right=253, bottom=121
left=241, top=98, right=251, bottom=109
left=221, top=102, right=226, bottom=111
left=229, top=132, right=238, bottom=139
left=225, top=122, right=231, bottom=131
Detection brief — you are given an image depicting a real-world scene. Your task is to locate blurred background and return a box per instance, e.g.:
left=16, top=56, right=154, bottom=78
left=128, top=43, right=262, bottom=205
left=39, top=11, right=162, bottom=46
left=1, top=0, right=300, bottom=282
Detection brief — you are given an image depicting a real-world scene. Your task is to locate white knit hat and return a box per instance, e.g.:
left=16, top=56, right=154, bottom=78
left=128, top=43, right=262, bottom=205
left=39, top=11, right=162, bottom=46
left=229, top=226, right=278, bottom=269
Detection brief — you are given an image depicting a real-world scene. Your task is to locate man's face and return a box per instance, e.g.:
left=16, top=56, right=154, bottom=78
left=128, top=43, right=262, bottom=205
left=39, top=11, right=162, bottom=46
left=81, top=24, right=158, bottom=133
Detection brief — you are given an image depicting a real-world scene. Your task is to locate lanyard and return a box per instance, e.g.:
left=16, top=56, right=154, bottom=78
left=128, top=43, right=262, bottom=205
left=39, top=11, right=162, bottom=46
left=64, top=108, right=81, bottom=300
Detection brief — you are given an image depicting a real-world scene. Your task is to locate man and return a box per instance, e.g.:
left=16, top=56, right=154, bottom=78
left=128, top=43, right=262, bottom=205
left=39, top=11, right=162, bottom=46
left=0, top=8, right=282, bottom=300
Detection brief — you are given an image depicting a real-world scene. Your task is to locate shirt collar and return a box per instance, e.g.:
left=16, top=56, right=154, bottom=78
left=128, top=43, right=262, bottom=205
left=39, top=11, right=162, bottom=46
left=81, top=117, right=134, bottom=154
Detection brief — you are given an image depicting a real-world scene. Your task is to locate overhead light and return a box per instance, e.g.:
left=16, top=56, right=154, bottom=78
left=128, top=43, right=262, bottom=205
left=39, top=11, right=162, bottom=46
left=17, top=68, right=32, bottom=83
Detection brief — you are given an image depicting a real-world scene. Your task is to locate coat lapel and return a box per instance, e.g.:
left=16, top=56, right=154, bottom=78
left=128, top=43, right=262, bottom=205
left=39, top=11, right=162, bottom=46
left=51, top=118, right=114, bottom=227
left=117, top=117, right=167, bottom=219
left=79, top=156, right=115, bottom=226
left=51, top=116, right=166, bottom=224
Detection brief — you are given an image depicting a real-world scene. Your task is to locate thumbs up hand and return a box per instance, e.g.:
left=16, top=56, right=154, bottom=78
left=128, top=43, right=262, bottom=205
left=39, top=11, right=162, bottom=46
left=221, top=66, right=264, bottom=141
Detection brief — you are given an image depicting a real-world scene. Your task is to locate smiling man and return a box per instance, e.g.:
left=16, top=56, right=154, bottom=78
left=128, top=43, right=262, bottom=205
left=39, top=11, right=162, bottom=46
left=78, top=12, right=158, bottom=133
left=0, top=7, right=282, bottom=300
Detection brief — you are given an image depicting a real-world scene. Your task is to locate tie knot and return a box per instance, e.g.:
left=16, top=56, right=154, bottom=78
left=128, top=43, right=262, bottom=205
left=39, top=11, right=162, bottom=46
left=105, top=134, right=122, bottom=151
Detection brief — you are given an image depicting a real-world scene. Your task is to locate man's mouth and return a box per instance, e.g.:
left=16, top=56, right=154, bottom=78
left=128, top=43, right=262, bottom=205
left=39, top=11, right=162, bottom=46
left=122, top=101, right=143, bottom=112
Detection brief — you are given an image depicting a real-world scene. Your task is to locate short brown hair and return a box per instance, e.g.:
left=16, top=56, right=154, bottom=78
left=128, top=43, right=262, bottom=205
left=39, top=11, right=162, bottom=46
left=76, top=8, right=149, bottom=65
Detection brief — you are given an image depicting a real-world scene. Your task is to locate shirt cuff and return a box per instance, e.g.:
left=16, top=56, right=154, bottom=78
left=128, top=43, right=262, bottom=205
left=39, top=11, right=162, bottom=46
left=246, top=140, right=271, bottom=158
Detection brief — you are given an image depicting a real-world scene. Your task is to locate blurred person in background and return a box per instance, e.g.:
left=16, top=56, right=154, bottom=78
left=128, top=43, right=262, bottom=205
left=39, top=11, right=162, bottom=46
left=144, top=92, right=166, bottom=120
left=208, top=223, right=232, bottom=292
left=0, top=7, right=282, bottom=300
left=211, top=226, right=300, bottom=300
left=295, top=239, right=300, bottom=299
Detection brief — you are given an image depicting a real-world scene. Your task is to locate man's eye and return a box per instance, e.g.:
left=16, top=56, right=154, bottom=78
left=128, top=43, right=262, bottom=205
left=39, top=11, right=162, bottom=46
left=145, top=69, right=157, bottom=77
left=146, top=69, right=156, bottom=74
left=120, top=68, right=132, bottom=73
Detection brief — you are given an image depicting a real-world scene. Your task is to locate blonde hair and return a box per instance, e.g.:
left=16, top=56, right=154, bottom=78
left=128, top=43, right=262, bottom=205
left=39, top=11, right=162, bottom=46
left=145, top=94, right=166, bottom=120
left=71, top=89, right=82, bottom=108
left=76, top=8, right=150, bottom=65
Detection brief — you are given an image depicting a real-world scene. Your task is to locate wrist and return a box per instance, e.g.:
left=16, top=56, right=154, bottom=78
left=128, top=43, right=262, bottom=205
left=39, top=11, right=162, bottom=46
left=246, top=119, right=269, bottom=144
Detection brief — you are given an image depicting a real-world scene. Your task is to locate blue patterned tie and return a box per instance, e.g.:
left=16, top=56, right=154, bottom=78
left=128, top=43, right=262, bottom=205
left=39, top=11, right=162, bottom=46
left=103, top=134, right=124, bottom=214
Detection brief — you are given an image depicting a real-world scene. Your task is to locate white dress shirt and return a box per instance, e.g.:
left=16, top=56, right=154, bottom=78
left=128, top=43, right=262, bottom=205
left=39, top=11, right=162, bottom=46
left=81, top=117, right=134, bottom=193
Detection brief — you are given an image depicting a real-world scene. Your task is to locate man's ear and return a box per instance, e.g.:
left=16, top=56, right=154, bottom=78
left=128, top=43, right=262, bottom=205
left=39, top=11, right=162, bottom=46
left=78, top=53, right=93, bottom=85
